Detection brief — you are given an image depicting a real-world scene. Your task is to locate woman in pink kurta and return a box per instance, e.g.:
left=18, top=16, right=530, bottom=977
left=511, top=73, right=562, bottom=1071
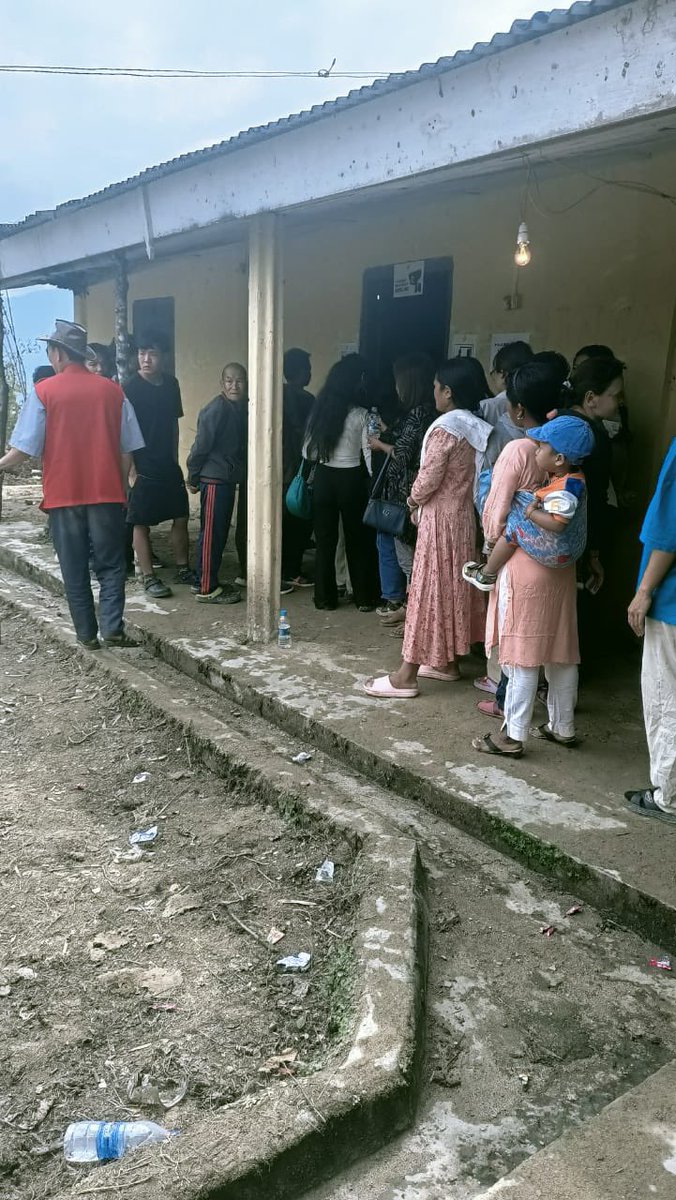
left=473, top=362, right=581, bottom=757
left=365, top=360, right=491, bottom=698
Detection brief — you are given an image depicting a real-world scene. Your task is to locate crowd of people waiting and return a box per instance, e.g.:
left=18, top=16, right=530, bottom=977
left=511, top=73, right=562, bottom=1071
left=0, top=319, right=673, bottom=823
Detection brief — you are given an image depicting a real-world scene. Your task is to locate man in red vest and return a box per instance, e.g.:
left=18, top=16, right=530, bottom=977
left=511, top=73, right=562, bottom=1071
left=0, top=320, right=144, bottom=649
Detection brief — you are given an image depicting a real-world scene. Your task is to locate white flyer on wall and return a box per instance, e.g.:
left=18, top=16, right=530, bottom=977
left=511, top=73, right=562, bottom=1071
left=393, top=260, right=425, bottom=298
left=451, top=334, right=478, bottom=358
left=490, top=332, right=531, bottom=364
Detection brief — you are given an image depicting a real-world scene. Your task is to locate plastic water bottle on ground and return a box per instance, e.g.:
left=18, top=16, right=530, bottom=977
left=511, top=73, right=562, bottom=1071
left=63, top=1120, right=175, bottom=1163
left=278, top=609, right=291, bottom=649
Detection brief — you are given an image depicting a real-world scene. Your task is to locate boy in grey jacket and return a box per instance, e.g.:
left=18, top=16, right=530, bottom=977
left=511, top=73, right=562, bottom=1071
left=187, top=363, right=247, bottom=603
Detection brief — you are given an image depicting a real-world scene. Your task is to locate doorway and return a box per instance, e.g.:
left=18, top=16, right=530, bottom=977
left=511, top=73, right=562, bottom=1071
left=359, top=257, right=453, bottom=386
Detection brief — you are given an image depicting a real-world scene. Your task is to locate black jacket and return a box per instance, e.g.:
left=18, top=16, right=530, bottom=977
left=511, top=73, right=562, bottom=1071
left=567, top=410, right=612, bottom=554
left=186, top=395, right=245, bottom=486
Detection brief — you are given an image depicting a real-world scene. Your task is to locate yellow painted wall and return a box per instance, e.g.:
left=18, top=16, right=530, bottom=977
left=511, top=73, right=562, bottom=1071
left=83, top=241, right=248, bottom=454
left=82, top=142, right=676, bottom=486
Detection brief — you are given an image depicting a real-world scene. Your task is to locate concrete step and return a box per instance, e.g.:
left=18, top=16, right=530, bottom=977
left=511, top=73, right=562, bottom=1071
left=474, top=1060, right=676, bottom=1200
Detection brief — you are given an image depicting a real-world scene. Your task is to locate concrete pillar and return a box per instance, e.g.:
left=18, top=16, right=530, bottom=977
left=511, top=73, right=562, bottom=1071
left=0, top=298, right=9, bottom=521
left=73, top=291, right=88, bottom=329
left=246, top=213, right=283, bottom=643
left=113, top=255, right=130, bottom=386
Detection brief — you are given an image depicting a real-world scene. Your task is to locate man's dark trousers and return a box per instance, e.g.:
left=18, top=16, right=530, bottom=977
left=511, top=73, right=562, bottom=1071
left=49, top=503, right=127, bottom=643
left=195, top=480, right=237, bottom=594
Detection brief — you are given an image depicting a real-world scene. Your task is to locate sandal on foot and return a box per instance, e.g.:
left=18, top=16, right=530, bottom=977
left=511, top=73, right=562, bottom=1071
left=380, top=604, right=407, bottom=624
left=477, top=700, right=503, bottom=719
left=473, top=675, right=498, bottom=695
left=472, top=733, right=523, bottom=758
left=419, top=665, right=461, bottom=682
left=531, top=723, right=579, bottom=747
left=363, top=675, right=419, bottom=699
left=624, top=790, right=676, bottom=823
left=462, top=562, right=497, bottom=592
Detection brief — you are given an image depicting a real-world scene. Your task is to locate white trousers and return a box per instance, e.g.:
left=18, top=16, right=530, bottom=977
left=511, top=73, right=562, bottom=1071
left=641, top=618, right=676, bottom=811
left=504, top=663, right=578, bottom=743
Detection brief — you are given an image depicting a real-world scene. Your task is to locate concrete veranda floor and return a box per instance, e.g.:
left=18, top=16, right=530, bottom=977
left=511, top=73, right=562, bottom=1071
left=0, top=484, right=673, bottom=943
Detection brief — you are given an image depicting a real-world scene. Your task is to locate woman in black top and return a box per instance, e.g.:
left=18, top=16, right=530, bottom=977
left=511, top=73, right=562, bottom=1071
left=368, top=353, right=436, bottom=623
left=566, top=355, right=625, bottom=594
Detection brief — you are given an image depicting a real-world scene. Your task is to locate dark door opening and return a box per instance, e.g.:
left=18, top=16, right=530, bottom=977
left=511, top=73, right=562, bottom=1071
left=359, top=257, right=453, bottom=389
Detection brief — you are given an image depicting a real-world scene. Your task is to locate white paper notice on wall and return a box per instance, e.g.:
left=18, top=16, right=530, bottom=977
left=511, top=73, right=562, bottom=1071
left=393, top=260, right=425, bottom=299
left=490, top=332, right=531, bottom=365
left=339, top=342, right=359, bottom=358
left=451, top=334, right=478, bottom=358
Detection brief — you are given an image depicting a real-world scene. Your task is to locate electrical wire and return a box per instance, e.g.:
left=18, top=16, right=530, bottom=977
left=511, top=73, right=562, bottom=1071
left=524, top=154, right=676, bottom=216
left=0, top=62, right=388, bottom=80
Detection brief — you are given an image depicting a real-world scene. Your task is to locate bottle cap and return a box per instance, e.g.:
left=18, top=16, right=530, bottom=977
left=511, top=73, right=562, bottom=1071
left=280, top=609, right=287, bottom=616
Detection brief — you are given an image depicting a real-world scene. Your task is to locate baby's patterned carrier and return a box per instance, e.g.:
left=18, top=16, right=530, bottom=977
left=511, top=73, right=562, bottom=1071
left=477, top=469, right=587, bottom=569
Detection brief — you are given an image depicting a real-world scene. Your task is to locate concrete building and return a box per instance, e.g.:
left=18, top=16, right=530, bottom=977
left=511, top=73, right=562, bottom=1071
left=1, top=0, right=675, bottom=638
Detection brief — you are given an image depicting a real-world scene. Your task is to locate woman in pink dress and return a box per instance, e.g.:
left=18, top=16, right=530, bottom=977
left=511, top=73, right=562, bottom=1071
left=472, top=362, right=581, bottom=757
left=364, top=360, right=491, bottom=698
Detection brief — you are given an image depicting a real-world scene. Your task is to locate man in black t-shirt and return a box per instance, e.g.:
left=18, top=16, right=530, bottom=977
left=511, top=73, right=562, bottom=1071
left=125, top=332, right=192, bottom=599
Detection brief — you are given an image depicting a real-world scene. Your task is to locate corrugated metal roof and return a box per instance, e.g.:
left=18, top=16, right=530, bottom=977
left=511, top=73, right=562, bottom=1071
left=2, top=0, right=631, bottom=237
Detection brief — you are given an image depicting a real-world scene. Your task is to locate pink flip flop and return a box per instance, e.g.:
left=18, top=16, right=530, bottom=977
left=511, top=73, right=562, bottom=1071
left=419, top=665, right=462, bottom=683
left=363, top=675, right=419, bottom=699
left=477, top=699, right=504, bottom=719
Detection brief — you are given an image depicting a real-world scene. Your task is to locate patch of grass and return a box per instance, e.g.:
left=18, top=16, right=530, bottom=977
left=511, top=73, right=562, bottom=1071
left=318, top=941, right=357, bottom=1040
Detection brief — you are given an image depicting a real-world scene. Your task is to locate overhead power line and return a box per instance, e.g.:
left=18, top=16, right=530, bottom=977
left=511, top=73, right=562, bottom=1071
left=0, top=60, right=388, bottom=80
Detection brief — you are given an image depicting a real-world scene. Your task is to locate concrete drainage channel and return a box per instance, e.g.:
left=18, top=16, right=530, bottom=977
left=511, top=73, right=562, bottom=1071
left=5, top=570, right=676, bottom=1199
left=0, top=584, right=431, bottom=1200
left=3, top=576, right=676, bottom=1197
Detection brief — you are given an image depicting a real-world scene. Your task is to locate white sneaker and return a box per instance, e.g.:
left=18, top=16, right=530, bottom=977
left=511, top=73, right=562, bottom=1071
left=234, top=576, right=247, bottom=588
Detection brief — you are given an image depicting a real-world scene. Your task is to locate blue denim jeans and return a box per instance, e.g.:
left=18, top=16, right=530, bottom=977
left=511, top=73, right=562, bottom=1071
left=49, top=503, right=127, bottom=643
left=376, top=531, right=406, bottom=603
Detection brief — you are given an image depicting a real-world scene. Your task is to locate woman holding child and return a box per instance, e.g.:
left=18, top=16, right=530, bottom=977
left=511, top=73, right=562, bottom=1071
left=467, top=362, right=594, bottom=757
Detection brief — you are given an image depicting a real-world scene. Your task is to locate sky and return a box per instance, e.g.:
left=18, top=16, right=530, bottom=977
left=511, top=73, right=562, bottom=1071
left=1, top=0, right=542, bottom=384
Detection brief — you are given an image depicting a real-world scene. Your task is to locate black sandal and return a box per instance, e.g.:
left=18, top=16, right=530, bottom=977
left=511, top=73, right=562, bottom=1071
left=472, top=733, right=524, bottom=759
left=531, top=723, right=579, bottom=747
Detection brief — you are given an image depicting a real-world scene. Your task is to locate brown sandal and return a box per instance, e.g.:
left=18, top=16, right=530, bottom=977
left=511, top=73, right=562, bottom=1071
left=472, top=733, right=524, bottom=759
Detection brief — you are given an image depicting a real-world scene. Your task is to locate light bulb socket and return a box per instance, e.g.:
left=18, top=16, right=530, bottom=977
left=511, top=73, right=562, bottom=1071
left=516, top=222, right=530, bottom=245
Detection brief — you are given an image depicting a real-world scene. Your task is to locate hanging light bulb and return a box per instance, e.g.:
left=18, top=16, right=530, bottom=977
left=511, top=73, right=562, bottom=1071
left=514, top=221, right=531, bottom=267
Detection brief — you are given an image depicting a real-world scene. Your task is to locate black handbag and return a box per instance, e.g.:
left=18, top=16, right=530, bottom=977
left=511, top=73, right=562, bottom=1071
left=362, top=456, right=407, bottom=536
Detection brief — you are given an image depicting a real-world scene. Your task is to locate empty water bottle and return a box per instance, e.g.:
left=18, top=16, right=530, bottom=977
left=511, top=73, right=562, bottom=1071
left=63, top=1120, right=175, bottom=1163
left=366, top=407, right=380, bottom=439
left=277, top=609, right=291, bottom=649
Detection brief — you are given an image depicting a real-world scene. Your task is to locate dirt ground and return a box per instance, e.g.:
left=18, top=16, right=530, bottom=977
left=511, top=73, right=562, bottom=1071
left=305, top=770, right=676, bottom=1198
left=0, top=611, right=360, bottom=1199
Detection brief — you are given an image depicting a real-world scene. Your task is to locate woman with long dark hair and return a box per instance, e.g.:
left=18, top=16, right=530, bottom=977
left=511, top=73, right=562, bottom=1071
left=304, top=354, right=379, bottom=611
left=367, top=353, right=436, bottom=622
left=364, top=359, right=491, bottom=697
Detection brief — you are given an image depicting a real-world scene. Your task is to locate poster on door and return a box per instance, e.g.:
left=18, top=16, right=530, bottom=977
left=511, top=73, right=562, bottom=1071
left=393, top=260, right=425, bottom=298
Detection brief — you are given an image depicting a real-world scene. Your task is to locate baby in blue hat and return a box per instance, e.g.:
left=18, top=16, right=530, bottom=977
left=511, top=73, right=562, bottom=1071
left=464, top=415, right=596, bottom=588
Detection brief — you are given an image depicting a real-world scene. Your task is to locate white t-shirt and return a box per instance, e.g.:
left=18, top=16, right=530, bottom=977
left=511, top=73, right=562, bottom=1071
left=305, top=406, right=372, bottom=471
